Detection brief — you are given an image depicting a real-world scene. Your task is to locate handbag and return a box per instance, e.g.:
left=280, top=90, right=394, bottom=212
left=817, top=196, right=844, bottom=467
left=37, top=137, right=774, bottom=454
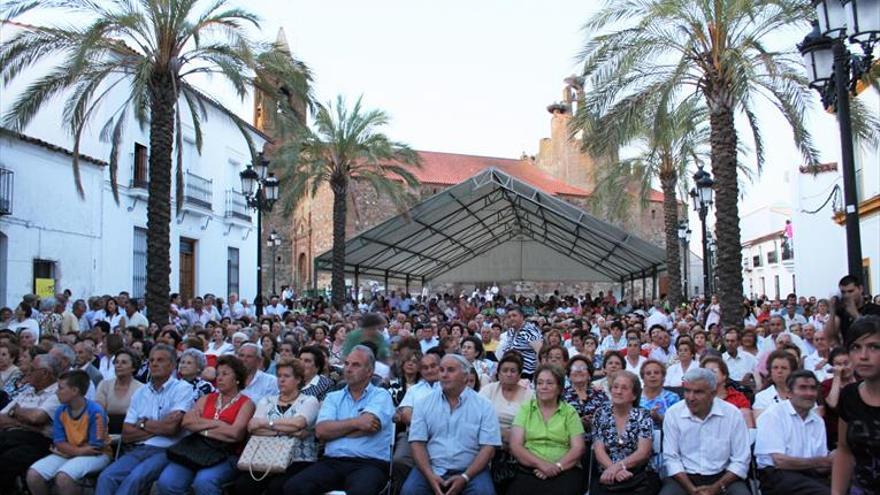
left=166, top=434, right=229, bottom=470
left=237, top=435, right=297, bottom=481
left=601, top=464, right=659, bottom=494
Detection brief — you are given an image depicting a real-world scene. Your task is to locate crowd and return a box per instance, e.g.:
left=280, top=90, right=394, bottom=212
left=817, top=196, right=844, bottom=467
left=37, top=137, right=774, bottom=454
left=0, top=273, right=879, bottom=495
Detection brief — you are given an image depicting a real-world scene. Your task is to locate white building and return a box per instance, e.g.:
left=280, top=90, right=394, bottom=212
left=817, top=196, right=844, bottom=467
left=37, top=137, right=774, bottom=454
left=0, top=33, right=267, bottom=308
left=792, top=88, right=880, bottom=299
left=740, top=206, right=796, bottom=299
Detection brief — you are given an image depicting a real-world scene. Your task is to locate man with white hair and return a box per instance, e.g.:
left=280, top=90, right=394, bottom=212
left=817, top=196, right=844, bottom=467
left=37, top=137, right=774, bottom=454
left=660, top=368, right=751, bottom=495
left=403, top=354, right=500, bottom=494
left=803, top=328, right=833, bottom=381
left=222, top=293, right=245, bottom=320
left=49, top=343, right=96, bottom=399
left=236, top=343, right=278, bottom=402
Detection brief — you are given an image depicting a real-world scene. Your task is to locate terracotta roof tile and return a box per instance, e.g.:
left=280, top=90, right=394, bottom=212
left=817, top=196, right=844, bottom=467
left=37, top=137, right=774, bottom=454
left=407, top=151, right=589, bottom=197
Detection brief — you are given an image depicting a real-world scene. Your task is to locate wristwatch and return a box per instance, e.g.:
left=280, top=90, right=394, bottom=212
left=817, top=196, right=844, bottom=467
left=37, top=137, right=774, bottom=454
left=138, top=420, right=146, bottom=430
left=460, top=473, right=470, bottom=484
left=268, top=419, right=275, bottom=430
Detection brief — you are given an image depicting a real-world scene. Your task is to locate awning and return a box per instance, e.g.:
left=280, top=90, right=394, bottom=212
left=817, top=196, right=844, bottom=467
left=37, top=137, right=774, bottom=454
left=314, top=168, right=667, bottom=283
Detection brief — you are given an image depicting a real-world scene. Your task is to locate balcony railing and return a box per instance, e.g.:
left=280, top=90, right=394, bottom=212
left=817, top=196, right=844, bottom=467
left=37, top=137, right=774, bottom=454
left=184, top=171, right=212, bottom=209
left=225, top=190, right=251, bottom=222
left=0, top=168, right=12, bottom=215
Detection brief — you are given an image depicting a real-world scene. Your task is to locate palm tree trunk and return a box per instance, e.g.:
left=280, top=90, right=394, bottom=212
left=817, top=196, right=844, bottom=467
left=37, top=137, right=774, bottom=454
left=330, top=179, right=348, bottom=310
left=660, top=170, right=683, bottom=307
left=709, top=101, right=744, bottom=328
left=145, top=74, right=177, bottom=326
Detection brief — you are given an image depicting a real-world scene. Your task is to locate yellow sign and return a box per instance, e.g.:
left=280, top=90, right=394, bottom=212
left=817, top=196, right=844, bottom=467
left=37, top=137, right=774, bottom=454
left=35, top=278, right=55, bottom=299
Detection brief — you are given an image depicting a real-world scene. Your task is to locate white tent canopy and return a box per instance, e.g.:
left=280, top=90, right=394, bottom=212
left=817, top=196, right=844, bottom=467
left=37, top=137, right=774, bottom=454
left=314, top=168, right=667, bottom=285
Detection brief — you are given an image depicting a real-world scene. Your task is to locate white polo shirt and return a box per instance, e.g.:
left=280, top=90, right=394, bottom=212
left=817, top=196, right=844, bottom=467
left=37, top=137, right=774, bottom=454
left=754, top=400, right=827, bottom=469
left=722, top=350, right=758, bottom=381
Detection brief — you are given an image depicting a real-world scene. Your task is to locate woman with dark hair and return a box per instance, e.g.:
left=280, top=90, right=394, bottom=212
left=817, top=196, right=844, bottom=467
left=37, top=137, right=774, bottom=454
left=700, top=356, right=755, bottom=428
left=832, top=316, right=880, bottom=495
left=591, top=371, right=658, bottom=495
left=754, top=350, right=799, bottom=418
left=563, top=355, right=610, bottom=448
left=461, top=335, right=495, bottom=385
left=328, top=324, right=347, bottom=367
left=94, top=297, right=124, bottom=329
left=664, top=340, right=697, bottom=387
left=741, top=328, right=760, bottom=356
left=297, top=345, right=333, bottom=401
left=819, top=347, right=855, bottom=450
left=385, top=347, right=420, bottom=407
left=593, top=352, right=625, bottom=394
left=508, top=364, right=585, bottom=494
left=638, top=359, right=679, bottom=427
left=259, top=335, right=276, bottom=374
left=156, top=355, right=254, bottom=495
left=95, top=348, right=143, bottom=427
left=232, top=357, right=319, bottom=495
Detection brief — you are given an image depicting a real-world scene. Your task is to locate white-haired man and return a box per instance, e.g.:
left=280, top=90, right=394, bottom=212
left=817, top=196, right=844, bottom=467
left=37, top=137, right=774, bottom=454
left=237, top=343, right=278, bottom=402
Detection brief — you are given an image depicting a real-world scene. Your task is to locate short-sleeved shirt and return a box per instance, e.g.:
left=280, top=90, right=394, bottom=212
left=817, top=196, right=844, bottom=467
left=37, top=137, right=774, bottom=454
left=409, top=387, right=501, bottom=475
left=640, top=389, right=681, bottom=428
left=300, top=374, right=334, bottom=402
left=242, top=370, right=279, bottom=403
left=54, top=399, right=111, bottom=455
left=479, top=382, right=533, bottom=431
left=254, top=393, right=320, bottom=462
left=124, top=377, right=194, bottom=448
left=755, top=400, right=826, bottom=469
left=1, top=382, right=61, bottom=437
left=723, top=388, right=751, bottom=410
left=399, top=380, right=439, bottom=411
left=318, top=383, right=395, bottom=461
left=838, top=382, right=880, bottom=491
left=513, top=399, right=584, bottom=463
left=500, top=323, right=543, bottom=375
left=562, top=385, right=609, bottom=442
left=592, top=405, right=653, bottom=468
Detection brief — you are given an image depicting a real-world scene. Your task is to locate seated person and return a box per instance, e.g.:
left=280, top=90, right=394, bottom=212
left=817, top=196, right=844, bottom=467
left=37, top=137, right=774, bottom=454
left=282, top=345, right=394, bottom=495
left=402, top=354, right=500, bottom=494
left=95, top=344, right=194, bottom=495
left=156, top=355, right=255, bottom=495
left=0, top=354, right=63, bottom=494
left=392, top=351, right=441, bottom=493
left=508, top=365, right=586, bottom=494
left=701, top=356, right=755, bottom=428
left=27, top=370, right=111, bottom=495
left=755, top=370, right=831, bottom=495
left=592, top=370, right=658, bottom=495
left=94, top=349, right=143, bottom=430
left=233, top=357, right=320, bottom=495
left=237, top=343, right=279, bottom=403
left=660, top=368, right=750, bottom=495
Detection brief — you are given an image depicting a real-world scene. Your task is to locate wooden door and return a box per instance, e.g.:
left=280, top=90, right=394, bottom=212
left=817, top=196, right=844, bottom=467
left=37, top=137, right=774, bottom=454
left=179, top=238, right=196, bottom=302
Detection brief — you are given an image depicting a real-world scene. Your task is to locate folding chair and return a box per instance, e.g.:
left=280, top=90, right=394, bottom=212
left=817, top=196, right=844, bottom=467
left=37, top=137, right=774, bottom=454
left=651, top=428, right=665, bottom=478
left=325, top=430, right=395, bottom=495
left=747, top=428, right=761, bottom=495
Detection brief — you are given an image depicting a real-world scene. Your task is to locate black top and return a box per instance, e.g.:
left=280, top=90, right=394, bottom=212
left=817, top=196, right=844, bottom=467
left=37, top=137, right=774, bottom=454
left=837, top=302, right=880, bottom=344
left=838, top=382, right=880, bottom=493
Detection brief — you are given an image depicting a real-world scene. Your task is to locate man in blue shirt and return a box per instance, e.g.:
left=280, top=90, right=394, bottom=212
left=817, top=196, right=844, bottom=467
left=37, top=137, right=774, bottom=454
left=283, top=345, right=394, bottom=495
left=95, top=344, right=194, bottom=495
left=403, top=354, right=501, bottom=494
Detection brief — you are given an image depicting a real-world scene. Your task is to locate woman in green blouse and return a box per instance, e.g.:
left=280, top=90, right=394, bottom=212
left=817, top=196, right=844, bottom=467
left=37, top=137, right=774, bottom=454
left=508, top=364, right=586, bottom=494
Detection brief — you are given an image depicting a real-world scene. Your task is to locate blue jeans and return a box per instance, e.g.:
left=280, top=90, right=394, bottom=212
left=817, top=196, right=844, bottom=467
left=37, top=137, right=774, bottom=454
left=155, top=455, right=238, bottom=495
left=95, top=445, right=170, bottom=495
left=401, top=468, right=495, bottom=495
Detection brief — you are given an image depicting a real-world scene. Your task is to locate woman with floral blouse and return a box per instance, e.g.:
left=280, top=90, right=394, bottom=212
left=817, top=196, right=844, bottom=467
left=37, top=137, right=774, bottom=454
left=592, top=371, right=659, bottom=495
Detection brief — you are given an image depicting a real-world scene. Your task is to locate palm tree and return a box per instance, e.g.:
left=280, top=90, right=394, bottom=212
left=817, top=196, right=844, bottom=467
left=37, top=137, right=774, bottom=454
left=575, top=97, right=709, bottom=307
left=1, top=0, right=309, bottom=324
left=578, top=0, right=820, bottom=327
left=274, top=95, right=421, bottom=310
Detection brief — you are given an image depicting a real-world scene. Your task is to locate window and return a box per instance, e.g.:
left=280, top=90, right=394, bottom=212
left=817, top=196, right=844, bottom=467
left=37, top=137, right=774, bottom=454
left=133, top=227, right=147, bottom=299
left=760, top=277, right=766, bottom=296
left=752, top=255, right=763, bottom=267
left=767, top=250, right=778, bottom=264
left=227, top=247, right=240, bottom=296
left=133, top=143, right=148, bottom=188
left=774, top=275, right=780, bottom=300
left=33, top=259, right=55, bottom=296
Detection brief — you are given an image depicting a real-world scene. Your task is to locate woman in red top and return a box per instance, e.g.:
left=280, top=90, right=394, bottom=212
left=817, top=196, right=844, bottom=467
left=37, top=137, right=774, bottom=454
left=156, top=355, right=255, bottom=495
left=701, top=356, right=755, bottom=428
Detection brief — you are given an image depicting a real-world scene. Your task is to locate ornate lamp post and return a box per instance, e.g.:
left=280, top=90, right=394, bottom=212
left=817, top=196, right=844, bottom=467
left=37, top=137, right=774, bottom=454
left=678, top=220, right=692, bottom=299
left=240, top=152, right=279, bottom=317
left=690, top=165, right=714, bottom=297
left=798, top=0, right=878, bottom=278
left=268, top=229, right=281, bottom=297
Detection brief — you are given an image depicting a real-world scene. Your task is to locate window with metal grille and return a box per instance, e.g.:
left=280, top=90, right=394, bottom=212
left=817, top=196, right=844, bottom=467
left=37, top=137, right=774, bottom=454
left=227, top=247, right=240, bottom=296
left=133, top=227, right=147, bottom=298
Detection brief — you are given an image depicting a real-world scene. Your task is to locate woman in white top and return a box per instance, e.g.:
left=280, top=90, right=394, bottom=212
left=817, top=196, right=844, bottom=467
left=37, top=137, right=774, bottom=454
left=809, top=299, right=831, bottom=332
left=705, top=295, right=722, bottom=329
left=461, top=336, right=496, bottom=386
left=753, top=350, right=797, bottom=418
left=205, top=326, right=234, bottom=356
left=664, top=341, right=697, bottom=387
left=94, top=297, right=124, bottom=329
left=234, top=357, right=320, bottom=495
left=623, top=338, right=647, bottom=379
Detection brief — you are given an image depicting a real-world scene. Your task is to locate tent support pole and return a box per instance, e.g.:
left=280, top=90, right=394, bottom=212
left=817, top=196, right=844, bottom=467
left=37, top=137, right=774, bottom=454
left=405, top=274, right=410, bottom=294
left=630, top=274, right=635, bottom=303
left=384, top=270, right=389, bottom=296
left=312, top=259, right=318, bottom=292
left=652, top=266, right=658, bottom=301
left=642, top=270, right=647, bottom=302
left=354, top=265, right=360, bottom=303
left=620, top=277, right=625, bottom=300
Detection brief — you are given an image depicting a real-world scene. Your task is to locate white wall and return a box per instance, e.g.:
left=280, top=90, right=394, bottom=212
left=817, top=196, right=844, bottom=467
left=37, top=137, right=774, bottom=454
left=0, top=37, right=265, bottom=307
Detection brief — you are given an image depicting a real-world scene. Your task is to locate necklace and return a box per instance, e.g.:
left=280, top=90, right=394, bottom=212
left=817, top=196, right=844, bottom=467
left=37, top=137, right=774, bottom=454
left=214, top=392, right=241, bottom=420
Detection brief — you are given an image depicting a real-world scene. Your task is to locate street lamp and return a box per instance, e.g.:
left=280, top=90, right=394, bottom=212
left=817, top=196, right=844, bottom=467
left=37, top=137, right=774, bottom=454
left=799, top=0, right=878, bottom=278
left=690, top=165, right=714, bottom=298
left=240, top=151, right=280, bottom=317
left=707, top=234, right=717, bottom=296
left=678, top=220, right=692, bottom=299
left=268, top=229, right=281, bottom=297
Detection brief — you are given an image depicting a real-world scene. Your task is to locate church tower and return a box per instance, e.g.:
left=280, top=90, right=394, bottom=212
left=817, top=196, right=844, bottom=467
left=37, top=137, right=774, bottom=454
left=253, top=27, right=308, bottom=134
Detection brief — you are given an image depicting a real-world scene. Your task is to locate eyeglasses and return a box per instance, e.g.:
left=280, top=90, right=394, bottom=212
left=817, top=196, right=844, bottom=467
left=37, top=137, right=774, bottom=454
left=570, top=365, right=589, bottom=372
